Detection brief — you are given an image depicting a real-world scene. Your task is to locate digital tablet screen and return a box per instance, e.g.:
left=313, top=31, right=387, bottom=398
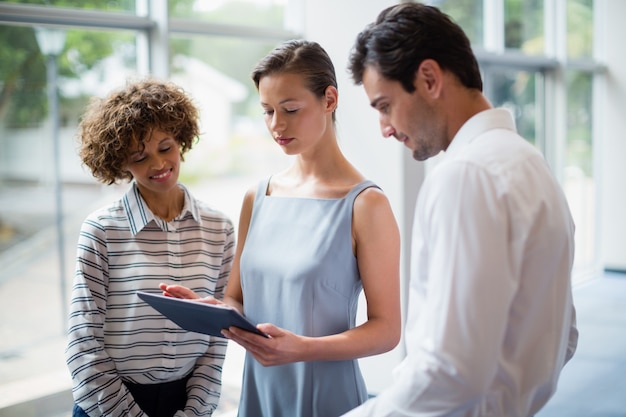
left=137, top=291, right=269, bottom=338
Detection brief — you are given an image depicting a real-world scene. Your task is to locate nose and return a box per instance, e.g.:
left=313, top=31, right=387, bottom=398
left=150, top=153, right=167, bottom=170
left=270, top=112, right=286, bottom=133
left=380, top=116, right=395, bottom=138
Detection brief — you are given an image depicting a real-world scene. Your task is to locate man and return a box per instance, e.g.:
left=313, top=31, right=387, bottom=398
left=344, top=3, right=578, bottom=416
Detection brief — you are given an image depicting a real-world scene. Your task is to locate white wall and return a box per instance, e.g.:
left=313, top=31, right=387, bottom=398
left=599, top=0, right=626, bottom=271
left=300, top=0, right=425, bottom=394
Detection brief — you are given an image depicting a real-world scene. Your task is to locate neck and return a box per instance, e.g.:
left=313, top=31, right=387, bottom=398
left=445, top=89, right=492, bottom=145
left=139, top=184, right=184, bottom=222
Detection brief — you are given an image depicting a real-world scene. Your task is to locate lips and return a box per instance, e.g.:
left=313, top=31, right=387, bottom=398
left=275, top=136, right=294, bottom=146
left=150, top=168, right=172, bottom=182
left=396, top=134, right=409, bottom=144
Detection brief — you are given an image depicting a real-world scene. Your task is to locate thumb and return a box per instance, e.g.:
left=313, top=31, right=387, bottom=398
left=257, top=323, right=282, bottom=337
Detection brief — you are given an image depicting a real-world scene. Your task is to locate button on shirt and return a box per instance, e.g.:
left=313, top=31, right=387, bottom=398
left=343, top=108, right=578, bottom=417
left=66, top=182, right=235, bottom=417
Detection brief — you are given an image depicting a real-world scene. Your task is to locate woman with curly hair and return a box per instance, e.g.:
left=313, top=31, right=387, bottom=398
left=66, top=79, right=235, bottom=417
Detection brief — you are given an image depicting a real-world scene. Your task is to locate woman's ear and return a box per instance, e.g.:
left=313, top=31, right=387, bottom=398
left=324, top=85, right=339, bottom=113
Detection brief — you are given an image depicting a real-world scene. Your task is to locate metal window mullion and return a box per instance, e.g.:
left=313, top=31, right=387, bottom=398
left=591, top=0, right=608, bottom=275
left=147, top=0, right=169, bottom=78
left=168, top=18, right=298, bottom=40
left=544, top=0, right=567, bottom=183
left=0, top=2, right=154, bottom=31
left=483, top=0, right=505, bottom=52
left=135, top=0, right=150, bottom=76
left=474, top=48, right=559, bottom=71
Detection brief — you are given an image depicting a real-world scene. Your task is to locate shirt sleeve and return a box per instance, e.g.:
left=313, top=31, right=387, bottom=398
left=182, top=220, right=235, bottom=416
left=343, top=161, right=517, bottom=416
left=65, top=217, right=147, bottom=417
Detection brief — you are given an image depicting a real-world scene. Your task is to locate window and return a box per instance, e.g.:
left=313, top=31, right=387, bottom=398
left=0, top=23, right=141, bottom=382
left=431, top=0, right=484, bottom=46
left=504, top=0, right=544, bottom=53
left=170, top=0, right=286, bottom=28
left=485, top=69, right=543, bottom=149
left=564, top=70, right=594, bottom=270
left=168, top=33, right=293, bottom=213
left=0, top=1, right=296, bottom=414
left=434, top=0, right=600, bottom=283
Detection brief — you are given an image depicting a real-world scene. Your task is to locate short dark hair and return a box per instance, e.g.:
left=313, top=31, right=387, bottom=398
left=348, top=2, right=482, bottom=93
left=77, top=79, right=200, bottom=184
left=252, top=39, right=338, bottom=121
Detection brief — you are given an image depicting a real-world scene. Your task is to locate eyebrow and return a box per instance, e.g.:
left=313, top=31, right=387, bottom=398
left=370, top=97, right=385, bottom=109
left=260, top=98, right=299, bottom=106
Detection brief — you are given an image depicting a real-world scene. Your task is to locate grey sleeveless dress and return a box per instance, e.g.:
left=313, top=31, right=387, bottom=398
left=237, top=178, right=376, bottom=417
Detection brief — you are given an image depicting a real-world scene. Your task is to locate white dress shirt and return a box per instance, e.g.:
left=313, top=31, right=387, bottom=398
left=66, top=182, right=235, bottom=417
left=344, top=108, right=578, bottom=417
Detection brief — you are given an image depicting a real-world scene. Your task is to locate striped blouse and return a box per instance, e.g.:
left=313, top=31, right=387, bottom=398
left=65, top=182, right=235, bottom=417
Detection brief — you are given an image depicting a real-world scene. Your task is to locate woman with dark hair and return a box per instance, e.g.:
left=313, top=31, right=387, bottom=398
left=162, top=40, right=401, bottom=417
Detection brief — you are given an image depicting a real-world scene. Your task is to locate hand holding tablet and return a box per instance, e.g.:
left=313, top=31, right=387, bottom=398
left=137, top=291, right=269, bottom=338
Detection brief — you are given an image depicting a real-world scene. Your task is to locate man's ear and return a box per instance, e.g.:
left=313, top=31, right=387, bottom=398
left=324, top=85, right=339, bottom=113
left=413, top=59, right=443, bottom=99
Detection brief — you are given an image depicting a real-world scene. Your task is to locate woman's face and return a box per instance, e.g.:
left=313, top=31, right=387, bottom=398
left=125, top=129, right=181, bottom=196
left=258, top=72, right=336, bottom=156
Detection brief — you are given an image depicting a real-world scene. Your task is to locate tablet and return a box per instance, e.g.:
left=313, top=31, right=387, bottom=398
left=137, top=291, right=269, bottom=338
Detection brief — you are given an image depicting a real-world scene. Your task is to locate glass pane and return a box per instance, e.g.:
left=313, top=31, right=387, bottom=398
left=485, top=69, right=542, bottom=148
left=0, top=24, right=139, bottom=385
left=0, top=0, right=136, bottom=13
left=504, top=0, right=544, bottom=54
left=567, top=0, right=594, bottom=59
left=429, top=0, right=483, bottom=46
left=564, top=70, right=594, bottom=270
left=170, top=0, right=287, bottom=29
left=169, top=33, right=292, bottom=225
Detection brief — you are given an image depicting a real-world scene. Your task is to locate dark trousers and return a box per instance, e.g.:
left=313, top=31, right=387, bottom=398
left=72, top=373, right=191, bottom=417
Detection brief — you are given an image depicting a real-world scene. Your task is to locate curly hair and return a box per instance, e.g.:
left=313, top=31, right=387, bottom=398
left=348, top=3, right=482, bottom=93
left=77, top=78, right=200, bottom=184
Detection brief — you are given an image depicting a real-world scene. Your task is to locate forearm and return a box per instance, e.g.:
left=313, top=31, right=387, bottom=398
left=302, top=316, right=400, bottom=362
left=222, top=294, right=244, bottom=314
left=182, top=337, right=228, bottom=416
left=66, top=309, right=145, bottom=417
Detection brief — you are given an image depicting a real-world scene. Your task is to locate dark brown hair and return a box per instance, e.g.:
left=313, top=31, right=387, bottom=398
left=252, top=39, right=338, bottom=121
left=77, top=78, right=200, bottom=184
left=349, top=3, right=482, bottom=93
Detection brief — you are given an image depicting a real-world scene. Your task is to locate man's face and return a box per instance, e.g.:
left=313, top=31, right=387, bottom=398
left=361, top=66, right=445, bottom=161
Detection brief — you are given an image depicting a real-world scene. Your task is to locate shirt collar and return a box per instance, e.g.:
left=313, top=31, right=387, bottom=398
left=122, top=182, right=200, bottom=235
left=445, top=108, right=517, bottom=156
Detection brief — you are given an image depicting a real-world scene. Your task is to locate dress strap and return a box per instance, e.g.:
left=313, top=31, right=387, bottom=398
left=254, top=177, right=271, bottom=205
left=345, top=180, right=380, bottom=203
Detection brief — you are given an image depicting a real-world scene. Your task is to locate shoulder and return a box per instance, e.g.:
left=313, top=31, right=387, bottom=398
left=354, top=184, right=388, bottom=207
left=352, top=184, right=399, bottom=245
left=235, top=182, right=261, bottom=226
left=353, top=184, right=394, bottom=223
left=82, top=199, right=126, bottom=226
left=78, top=202, right=126, bottom=246
left=193, top=198, right=235, bottom=227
